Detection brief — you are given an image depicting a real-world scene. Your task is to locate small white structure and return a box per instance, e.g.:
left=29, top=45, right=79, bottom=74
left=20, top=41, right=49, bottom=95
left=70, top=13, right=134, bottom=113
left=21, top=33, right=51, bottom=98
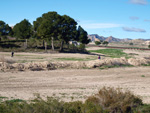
left=69, top=41, right=80, bottom=46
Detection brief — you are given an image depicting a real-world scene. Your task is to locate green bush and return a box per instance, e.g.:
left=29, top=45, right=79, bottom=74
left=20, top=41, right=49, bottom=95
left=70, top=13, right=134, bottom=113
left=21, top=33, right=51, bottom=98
left=0, top=87, right=148, bottom=113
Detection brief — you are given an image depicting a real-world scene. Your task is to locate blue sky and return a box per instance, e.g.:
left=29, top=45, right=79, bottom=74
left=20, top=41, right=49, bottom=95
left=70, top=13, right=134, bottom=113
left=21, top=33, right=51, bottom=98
left=0, top=0, right=150, bottom=39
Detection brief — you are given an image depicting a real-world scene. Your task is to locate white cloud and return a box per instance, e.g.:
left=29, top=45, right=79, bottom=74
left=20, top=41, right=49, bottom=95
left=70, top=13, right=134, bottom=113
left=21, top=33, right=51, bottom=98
left=81, top=23, right=121, bottom=29
left=122, top=27, right=146, bottom=32
left=129, top=0, right=148, bottom=5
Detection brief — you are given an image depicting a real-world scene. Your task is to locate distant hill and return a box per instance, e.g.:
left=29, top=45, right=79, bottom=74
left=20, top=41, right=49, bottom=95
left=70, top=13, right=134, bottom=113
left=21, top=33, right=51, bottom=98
left=105, top=36, right=122, bottom=42
left=88, top=34, right=132, bottom=42
left=88, top=34, right=106, bottom=42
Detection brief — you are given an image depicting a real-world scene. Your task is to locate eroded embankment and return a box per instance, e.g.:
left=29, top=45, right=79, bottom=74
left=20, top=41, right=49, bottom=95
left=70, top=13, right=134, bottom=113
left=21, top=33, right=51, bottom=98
left=0, top=57, right=150, bottom=71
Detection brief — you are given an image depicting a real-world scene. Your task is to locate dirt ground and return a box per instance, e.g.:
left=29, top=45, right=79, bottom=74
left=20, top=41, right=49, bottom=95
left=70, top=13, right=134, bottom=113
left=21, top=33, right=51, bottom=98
left=0, top=67, right=150, bottom=103
left=0, top=49, right=150, bottom=103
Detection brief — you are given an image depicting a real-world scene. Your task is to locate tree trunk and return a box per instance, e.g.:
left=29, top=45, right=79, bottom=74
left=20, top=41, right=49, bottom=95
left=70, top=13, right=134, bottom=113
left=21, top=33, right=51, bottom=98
left=60, top=41, right=64, bottom=51
left=45, top=41, right=47, bottom=52
left=43, top=40, right=45, bottom=48
left=24, top=39, right=28, bottom=49
left=51, top=37, right=54, bottom=51
left=67, top=43, right=69, bottom=49
left=26, top=39, right=28, bottom=48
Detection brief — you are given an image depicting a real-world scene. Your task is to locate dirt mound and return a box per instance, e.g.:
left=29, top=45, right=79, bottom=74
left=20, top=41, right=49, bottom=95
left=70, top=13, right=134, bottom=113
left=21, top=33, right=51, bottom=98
left=0, top=57, right=150, bottom=71
left=85, top=57, right=129, bottom=68
left=128, top=58, right=150, bottom=66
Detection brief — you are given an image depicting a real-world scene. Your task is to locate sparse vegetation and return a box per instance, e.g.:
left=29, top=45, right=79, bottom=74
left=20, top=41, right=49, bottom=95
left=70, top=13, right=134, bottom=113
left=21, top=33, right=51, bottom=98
left=0, top=87, right=149, bottom=113
left=99, top=64, right=133, bottom=69
left=56, top=57, right=96, bottom=61
left=141, top=75, right=145, bottom=77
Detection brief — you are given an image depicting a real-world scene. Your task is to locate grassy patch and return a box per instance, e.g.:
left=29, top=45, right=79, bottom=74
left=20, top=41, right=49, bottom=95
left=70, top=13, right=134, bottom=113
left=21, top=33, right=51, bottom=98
left=89, top=49, right=129, bottom=58
left=56, top=57, right=96, bottom=61
left=0, top=97, right=8, bottom=99
left=5, top=99, right=25, bottom=103
left=142, top=64, right=150, bottom=66
left=141, top=75, right=145, bottom=77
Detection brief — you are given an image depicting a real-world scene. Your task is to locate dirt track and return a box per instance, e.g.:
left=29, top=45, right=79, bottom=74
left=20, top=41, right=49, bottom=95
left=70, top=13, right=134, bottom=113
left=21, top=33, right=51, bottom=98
left=0, top=67, right=150, bottom=103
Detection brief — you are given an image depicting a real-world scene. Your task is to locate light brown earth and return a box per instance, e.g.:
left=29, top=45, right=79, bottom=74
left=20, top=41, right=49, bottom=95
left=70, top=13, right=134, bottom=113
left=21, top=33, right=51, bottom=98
left=0, top=49, right=150, bottom=103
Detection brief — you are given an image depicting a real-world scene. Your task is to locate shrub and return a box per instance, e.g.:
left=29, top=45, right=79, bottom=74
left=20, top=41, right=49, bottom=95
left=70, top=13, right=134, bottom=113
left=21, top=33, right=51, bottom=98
left=86, top=87, right=142, bottom=113
left=78, top=44, right=85, bottom=51
left=0, top=87, right=145, bottom=113
left=148, top=45, right=150, bottom=49
left=129, top=42, right=133, bottom=46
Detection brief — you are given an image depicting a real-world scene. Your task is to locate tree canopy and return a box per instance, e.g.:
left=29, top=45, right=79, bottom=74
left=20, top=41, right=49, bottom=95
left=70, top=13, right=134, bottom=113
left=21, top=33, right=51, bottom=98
left=13, top=19, right=32, bottom=39
left=33, top=11, right=89, bottom=51
left=58, top=15, right=77, bottom=51
left=76, top=26, right=90, bottom=44
left=0, top=20, right=12, bottom=38
left=33, top=11, right=62, bottom=50
left=0, top=11, right=90, bottom=51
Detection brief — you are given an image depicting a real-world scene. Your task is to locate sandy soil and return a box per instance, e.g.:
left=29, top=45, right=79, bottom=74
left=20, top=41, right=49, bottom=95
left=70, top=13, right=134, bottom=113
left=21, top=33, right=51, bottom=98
left=0, top=67, right=150, bottom=103
left=123, top=49, right=150, bottom=58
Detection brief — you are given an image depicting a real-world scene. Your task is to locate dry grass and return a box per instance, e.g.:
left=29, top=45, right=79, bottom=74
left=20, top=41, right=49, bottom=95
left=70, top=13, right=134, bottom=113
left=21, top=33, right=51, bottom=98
left=0, top=56, right=15, bottom=64
left=86, top=87, right=142, bottom=113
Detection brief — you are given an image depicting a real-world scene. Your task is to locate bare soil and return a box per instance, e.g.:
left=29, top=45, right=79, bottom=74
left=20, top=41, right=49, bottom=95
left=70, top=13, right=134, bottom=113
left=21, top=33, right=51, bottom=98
left=0, top=49, right=150, bottom=103
left=0, top=67, right=150, bottom=103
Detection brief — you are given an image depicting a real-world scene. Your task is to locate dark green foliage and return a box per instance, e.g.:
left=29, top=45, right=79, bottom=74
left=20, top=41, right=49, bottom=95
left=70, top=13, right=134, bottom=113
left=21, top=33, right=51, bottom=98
left=95, top=41, right=101, bottom=45
left=33, top=11, right=62, bottom=50
left=129, top=42, right=133, bottom=45
left=13, top=19, right=32, bottom=39
left=102, top=41, right=109, bottom=46
left=76, top=26, right=90, bottom=44
left=148, top=45, right=150, bottom=48
left=0, top=20, right=13, bottom=38
left=1, top=11, right=90, bottom=52
left=58, top=15, right=77, bottom=51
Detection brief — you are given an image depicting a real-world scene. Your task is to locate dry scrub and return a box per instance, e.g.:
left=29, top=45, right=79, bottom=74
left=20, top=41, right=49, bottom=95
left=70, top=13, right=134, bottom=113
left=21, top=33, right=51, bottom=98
left=0, top=57, right=150, bottom=71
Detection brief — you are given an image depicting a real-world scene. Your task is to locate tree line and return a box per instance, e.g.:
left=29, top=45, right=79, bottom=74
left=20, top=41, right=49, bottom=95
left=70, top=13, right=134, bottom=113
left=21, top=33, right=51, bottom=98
left=0, top=11, right=90, bottom=51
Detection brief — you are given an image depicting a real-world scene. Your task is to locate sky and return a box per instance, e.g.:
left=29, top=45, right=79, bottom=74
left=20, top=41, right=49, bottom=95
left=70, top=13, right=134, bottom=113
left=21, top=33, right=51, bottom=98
left=0, top=0, right=150, bottom=39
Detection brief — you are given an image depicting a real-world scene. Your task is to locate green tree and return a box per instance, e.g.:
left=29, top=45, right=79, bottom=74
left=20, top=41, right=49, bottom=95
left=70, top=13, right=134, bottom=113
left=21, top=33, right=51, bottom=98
left=33, top=11, right=62, bottom=51
left=76, top=26, right=90, bottom=44
left=13, top=19, right=32, bottom=39
left=102, top=41, right=109, bottom=46
left=0, top=20, right=13, bottom=39
left=13, top=19, right=32, bottom=48
left=148, top=45, right=150, bottom=49
left=58, top=15, right=77, bottom=51
left=95, top=41, right=101, bottom=45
